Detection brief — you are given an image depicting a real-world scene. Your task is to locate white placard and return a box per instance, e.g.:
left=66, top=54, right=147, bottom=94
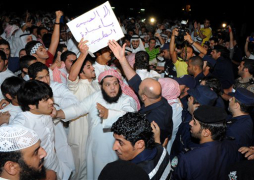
left=67, top=1, right=124, bottom=53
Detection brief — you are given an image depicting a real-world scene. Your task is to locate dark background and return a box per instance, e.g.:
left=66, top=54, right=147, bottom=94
left=1, top=0, right=253, bottom=38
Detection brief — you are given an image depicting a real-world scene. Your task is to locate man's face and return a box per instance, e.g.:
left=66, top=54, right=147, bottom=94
left=189, top=118, right=202, bottom=140
left=209, top=40, right=216, bottom=49
left=65, top=54, right=77, bottom=73
left=131, top=39, right=140, bottom=49
left=228, top=97, right=237, bottom=113
left=19, top=141, right=47, bottom=180
left=203, top=44, right=209, bottom=51
left=101, top=76, right=122, bottom=103
left=34, top=46, right=49, bottom=60
left=0, top=44, right=10, bottom=59
left=211, top=49, right=220, bottom=60
left=19, top=49, right=27, bottom=58
left=162, top=49, right=170, bottom=59
left=113, top=133, right=138, bottom=161
left=0, top=58, right=7, bottom=72
left=100, top=47, right=112, bottom=62
left=35, top=69, right=50, bottom=85
left=238, top=61, right=245, bottom=77
left=38, top=29, right=48, bottom=39
left=125, top=39, right=131, bottom=47
left=181, top=47, right=193, bottom=60
left=32, top=97, right=54, bottom=115
left=148, top=39, right=156, bottom=49
left=204, top=20, right=210, bottom=28
left=81, top=61, right=96, bottom=79
left=187, top=60, right=195, bottom=75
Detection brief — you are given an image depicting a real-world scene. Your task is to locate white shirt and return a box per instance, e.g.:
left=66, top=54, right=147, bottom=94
left=136, top=69, right=161, bottom=80
left=0, top=69, right=15, bottom=100
left=11, top=112, right=69, bottom=179
left=67, top=77, right=100, bottom=179
left=0, top=103, right=22, bottom=126
left=62, top=91, right=137, bottom=180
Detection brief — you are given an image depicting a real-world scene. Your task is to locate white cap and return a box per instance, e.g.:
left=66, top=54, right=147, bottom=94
left=0, top=125, right=39, bottom=152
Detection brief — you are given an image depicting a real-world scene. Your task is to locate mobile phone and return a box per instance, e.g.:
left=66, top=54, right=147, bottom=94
left=249, top=37, right=254, bottom=42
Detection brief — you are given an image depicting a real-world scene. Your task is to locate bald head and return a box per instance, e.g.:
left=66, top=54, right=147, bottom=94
left=140, top=78, right=161, bottom=99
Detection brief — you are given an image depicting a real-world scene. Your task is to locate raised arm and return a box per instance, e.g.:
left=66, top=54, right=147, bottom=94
left=108, top=40, right=136, bottom=80
left=184, top=32, right=207, bottom=55
left=48, top=10, right=63, bottom=56
left=170, top=28, right=178, bottom=63
left=245, top=36, right=251, bottom=58
left=68, top=38, right=89, bottom=81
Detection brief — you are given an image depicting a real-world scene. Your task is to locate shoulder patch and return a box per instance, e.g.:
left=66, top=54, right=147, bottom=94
left=171, top=156, right=178, bottom=168
left=228, top=171, right=237, bottom=180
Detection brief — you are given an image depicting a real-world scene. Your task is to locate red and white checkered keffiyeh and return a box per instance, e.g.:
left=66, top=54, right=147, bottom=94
left=158, top=78, right=180, bottom=105
left=98, top=69, right=141, bottom=110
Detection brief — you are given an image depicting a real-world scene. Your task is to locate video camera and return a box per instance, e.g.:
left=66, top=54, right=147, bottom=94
left=175, top=20, right=189, bottom=45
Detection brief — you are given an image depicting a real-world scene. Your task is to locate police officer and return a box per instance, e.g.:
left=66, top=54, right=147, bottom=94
left=227, top=88, right=254, bottom=147
left=234, top=59, right=254, bottom=93
left=171, top=105, right=241, bottom=180
left=170, top=85, right=218, bottom=160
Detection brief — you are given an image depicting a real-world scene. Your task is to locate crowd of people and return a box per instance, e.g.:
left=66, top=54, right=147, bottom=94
left=1, top=8, right=254, bottom=180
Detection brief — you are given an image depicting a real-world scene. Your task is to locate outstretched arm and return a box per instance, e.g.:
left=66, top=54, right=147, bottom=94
left=108, top=40, right=136, bottom=80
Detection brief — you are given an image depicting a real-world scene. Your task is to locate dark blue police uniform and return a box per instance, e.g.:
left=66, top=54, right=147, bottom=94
left=128, top=74, right=173, bottom=143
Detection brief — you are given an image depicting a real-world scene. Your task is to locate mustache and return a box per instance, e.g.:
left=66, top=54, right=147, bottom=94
left=39, top=158, right=44, bottom=167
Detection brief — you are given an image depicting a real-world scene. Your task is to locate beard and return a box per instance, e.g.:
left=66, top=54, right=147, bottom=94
left=19, top=158, right=46, bottom=180
left=101, top=87, right=122, bottom=104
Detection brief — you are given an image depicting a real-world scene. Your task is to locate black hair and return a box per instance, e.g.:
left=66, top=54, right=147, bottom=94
left=72, top=54, right=95, bottom=75
left=28, top=62, right=49, bottom=80
left=17, top=80, right=53, bottom=111
left=0, top=39, right=10, bottom=49
left=243, top=58, right=254, bottom=75
left=60, top=50, right=76, bottom=62
left=213, top=45, right=230, bottom=59
left=209, top=37, right=218, bottom=43
left=134, top=51, right=150, bottom=71
left=111, top=112, right=155, bottom=149
left=0, top=50, right=7, bottom=61
left=199, top=121, right=226, bottom=141
left=37, top=27, right=48, bottom=36
left=148, top=37, right=156, bottom=43
left=1, top=76, right=25, bottom=101
left=42, top=33, right=52, bottom=49
left=0, top=151, right=22, bottom=174
left=54, top=44, right=67, bottom=60
left=19, top=55, right=37, bottom=73
left=189, top=56, right=203, bottom=70
left=201, top=76, right=222, bottom=95
left=25, top=40, right=41, bottom=55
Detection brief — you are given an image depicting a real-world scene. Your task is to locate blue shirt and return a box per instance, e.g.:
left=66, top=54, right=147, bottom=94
left=226, top=115, right=253, bottom=147
left=172, top=140, right=241, bottom=180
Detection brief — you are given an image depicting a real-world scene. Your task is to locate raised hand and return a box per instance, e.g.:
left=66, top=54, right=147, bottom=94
left=108, top=40, right=126, bottom=61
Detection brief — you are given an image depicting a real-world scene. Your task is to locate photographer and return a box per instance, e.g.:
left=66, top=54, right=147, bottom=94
left=170, top=28, right=207, bottom=78
left=244, top=33, right=254, bottom=60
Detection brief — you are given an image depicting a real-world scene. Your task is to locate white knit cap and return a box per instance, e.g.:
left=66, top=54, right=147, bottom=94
left=0, top=125, right=39, bottom=152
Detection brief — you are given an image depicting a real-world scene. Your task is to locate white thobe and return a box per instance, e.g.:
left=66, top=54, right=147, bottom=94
left=50, top=80, right=79, bottom=179
left=62, top=91, right=137, bottom=180
left=0, top=103, right=22, bottom=126
left=166, top=98, right=183, bottom=154
left=0, top=69, right=15, bottom=100
left=11, top=112, right=71, bottom=180
left=67, top=77, right=100, bottom=180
